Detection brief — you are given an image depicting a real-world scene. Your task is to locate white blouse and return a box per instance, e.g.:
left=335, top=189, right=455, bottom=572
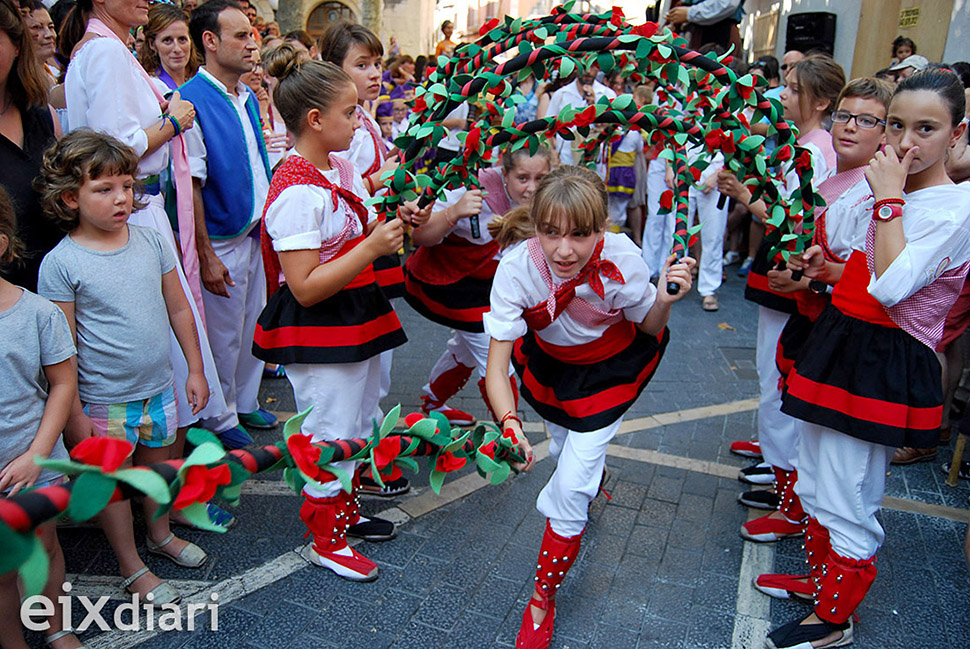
left=65, top=37, right=169, bottom=178
left=264, top=153, right=375, bottom=253
left=484, top=232, right=655, bottom=345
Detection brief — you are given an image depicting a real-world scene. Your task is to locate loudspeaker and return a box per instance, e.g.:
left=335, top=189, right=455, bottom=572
left=785, top=12, right=836, bottom=56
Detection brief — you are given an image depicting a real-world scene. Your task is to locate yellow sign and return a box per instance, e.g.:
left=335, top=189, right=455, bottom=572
left=899, top=7, right=919, bottom=28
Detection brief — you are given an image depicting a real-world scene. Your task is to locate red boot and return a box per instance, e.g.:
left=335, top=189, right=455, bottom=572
left=516, top=521, right=583, bottom=649
left=421, top=356, right=475, bottom=425
left=741, top=468, right=808, bottom=542
left=300, top=493, right=379, bottom=582
left=755, top=516, right=830, bottom=601
left=479, top=375, right=519, bottom=423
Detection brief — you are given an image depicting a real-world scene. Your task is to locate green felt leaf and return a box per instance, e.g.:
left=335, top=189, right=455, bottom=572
left=560, top=57, right=575, bottom=79
left=182, top=441, right=225, bottom=468
left=427, top=410, right=451, bottom=436
left=656, top=43, right=672, bottom=60
left=636, top=38, right=651, bottom=60
left=33, top=458, right=99, bottom=475
left=283, top=467, right=305, bottom=494
left=112, top=468, right=171, bottom=504
left=436, top=55, right=449, bottom=68
left=768, top=205, right=787, bottom=228
left=0, top=524, right=34, bottom=573
left=673, top=133, right=688, bottom=146
left=407, top=416, right=439, bottom=440
left=617, top=34, right=640, bottom=44
left=68, top=472, right=117, bottom=522
left=186, top=427, right=222, bottom=449
left=612, top=94, right=633, bottom=111
left=179, top=501, right=228, bottom=533
left=489, top=463, right=510, bottom=485
left=18, top=535, right=48, bottom=598
left=283, top=409, right=311, bottom=441
left=395, top=457, right=419, bottom=474
left=217, top=463, right=248, bottom=505
left=429, top=470, right=446, bottom=495
left=476, top=454, right=501, bottom=473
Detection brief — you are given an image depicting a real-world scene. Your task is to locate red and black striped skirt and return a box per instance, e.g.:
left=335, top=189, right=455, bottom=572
left=374, top=252, right=406, bottom=299
left=403, top=267, right=494, bottom=333
left=253, top=283, right=407, bottom=365
left=745, top=241, right=798, bottom=314
left=512, top=322, right=669, bottom=432
left=781, top=304, right=943, bottom=448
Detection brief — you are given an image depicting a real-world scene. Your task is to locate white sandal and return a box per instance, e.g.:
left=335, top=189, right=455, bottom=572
left=45, top=628, right=86, bottom=648
left=121, top=567, right=181, bottom=606
left=146, top=532, right=207, bottom=568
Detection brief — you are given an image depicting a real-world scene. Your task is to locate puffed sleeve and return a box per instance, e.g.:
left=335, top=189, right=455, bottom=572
left=869, top=206, right=970, bottom=306
left=483, top=250, right=530, bottom=341
left=264, top=186, right=326, bottom=252
left=609, top=236, right=656, bottom=323
left=38, top=301, right=76, bottom=366
left=37, top=251, right=76, bottom=304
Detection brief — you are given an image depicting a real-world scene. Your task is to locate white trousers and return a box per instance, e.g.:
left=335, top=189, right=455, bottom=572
left=129, top=195, right=230, bottom=428
left=641, top=158, right=674, bottom=278
left=688, top=185, right=728, bottom=296
left=201, top=234, right=266, bottom=432
left=537, top=418, right=620, bottom=537
left=757, top=306, right=798, bottom=471
left=285, top=358, right=383, bottom=498
left=794, top=422, right=892, bottom=560
left=608, top=194, right=632, bottom=228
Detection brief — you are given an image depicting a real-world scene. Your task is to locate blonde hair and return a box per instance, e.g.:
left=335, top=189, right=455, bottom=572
left=531, top=165, right=608, bottom=237
left=488, top=205, right=534, bottom=250
left=264, top=43, right=353, bottom=135
left=36, top=130, right=145, bottom=232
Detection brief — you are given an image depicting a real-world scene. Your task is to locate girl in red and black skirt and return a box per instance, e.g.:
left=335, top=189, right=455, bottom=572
left=406, top=147, right=554, bottom=425
left=717, top=55, right=844, bottom=542
left=253, top=51, right=409, bottom=582
left=483, top=166, right=695, bottom=649
left=769, top=68, right=970, bottom=649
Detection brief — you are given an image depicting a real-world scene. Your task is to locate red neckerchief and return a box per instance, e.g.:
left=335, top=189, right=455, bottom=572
left=261, top=154, right=369, bottom=296
left=522, top=237, right=625, bottom=329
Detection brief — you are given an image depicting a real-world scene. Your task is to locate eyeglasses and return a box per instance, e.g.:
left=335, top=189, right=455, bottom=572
left=831, top=110, right=886, bottom=129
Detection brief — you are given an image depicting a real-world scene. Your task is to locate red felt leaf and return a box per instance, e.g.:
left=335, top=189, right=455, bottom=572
left=434, top=451, right=467, bottom=473
left=479, top=18, right=500, bottom=36
left=660, top=190, right=673, bottom=211
left=173, top=464, right=232, bottom=510
left=373, top=437, right=400, bottom=470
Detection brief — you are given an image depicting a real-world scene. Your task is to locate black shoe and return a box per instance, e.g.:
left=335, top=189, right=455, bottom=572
left=941, top=460, right=970, bottom=481
left=766, top=616, right=853, bottom=649
left=739, top=462, right=775, bottom=485
left=738, top=489, right=780, bottom=510
left=347, top=515, right=397, bottom=542
left=359, top=474, right=411, bottom=498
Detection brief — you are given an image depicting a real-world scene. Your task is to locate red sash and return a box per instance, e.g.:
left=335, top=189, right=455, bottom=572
left=533, top=321, right=637, bottom=364
left=831, top=251, right=898, bottom=328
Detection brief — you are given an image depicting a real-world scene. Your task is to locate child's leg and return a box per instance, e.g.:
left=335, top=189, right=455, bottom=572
left=517, top=419, right=620, bottom=645
left=462, top=330, right=518, bottom=421
left=0, top=570, right=29, bottom=649
left=420, top=336, right=475, bottom=422
left=641, top=158, right=669, bottom=277
left=36, top=523, right=81, bottom=648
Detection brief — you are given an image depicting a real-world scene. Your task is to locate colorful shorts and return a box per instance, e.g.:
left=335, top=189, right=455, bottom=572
left=83, top=385, right=178, bottom=449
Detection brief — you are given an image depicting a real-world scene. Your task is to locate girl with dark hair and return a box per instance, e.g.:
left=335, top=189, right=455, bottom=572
left=891, top=35, right=916, bottom=64
left=254, top=48, right=408, bottom=582
left=771, top=67, right=970, bottom=649
left=0, top=0, right=59, bottom=294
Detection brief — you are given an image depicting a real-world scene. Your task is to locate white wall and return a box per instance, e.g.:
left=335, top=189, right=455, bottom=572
left=740, top=0, right=861, bottom=72
left=944, top=0, right=970, bottom=63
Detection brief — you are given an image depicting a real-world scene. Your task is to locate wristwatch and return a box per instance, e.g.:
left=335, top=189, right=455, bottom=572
left=873, top=201, right=904, bottom=222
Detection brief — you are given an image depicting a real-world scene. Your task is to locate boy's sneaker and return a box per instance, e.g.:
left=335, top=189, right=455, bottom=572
left=217, top=424, right=254, bottom=449
left=738, top=489, right=780, bottom=510
left=737, top=257, right=754, bottom=277
left=730, top=440, right=762, bottom=458
left=359, top=474, right=411, bottom=498
left=723, top=251, right=741, bottom=266
left=239, top=408, right=278, bottom=429
left=738, top=461, right=775, bottom=485
left=942, top=460, right=970, bottom=481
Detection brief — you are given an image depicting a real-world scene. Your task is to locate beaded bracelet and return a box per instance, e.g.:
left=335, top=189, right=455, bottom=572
left=872, top=197, right=905, bottom=211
